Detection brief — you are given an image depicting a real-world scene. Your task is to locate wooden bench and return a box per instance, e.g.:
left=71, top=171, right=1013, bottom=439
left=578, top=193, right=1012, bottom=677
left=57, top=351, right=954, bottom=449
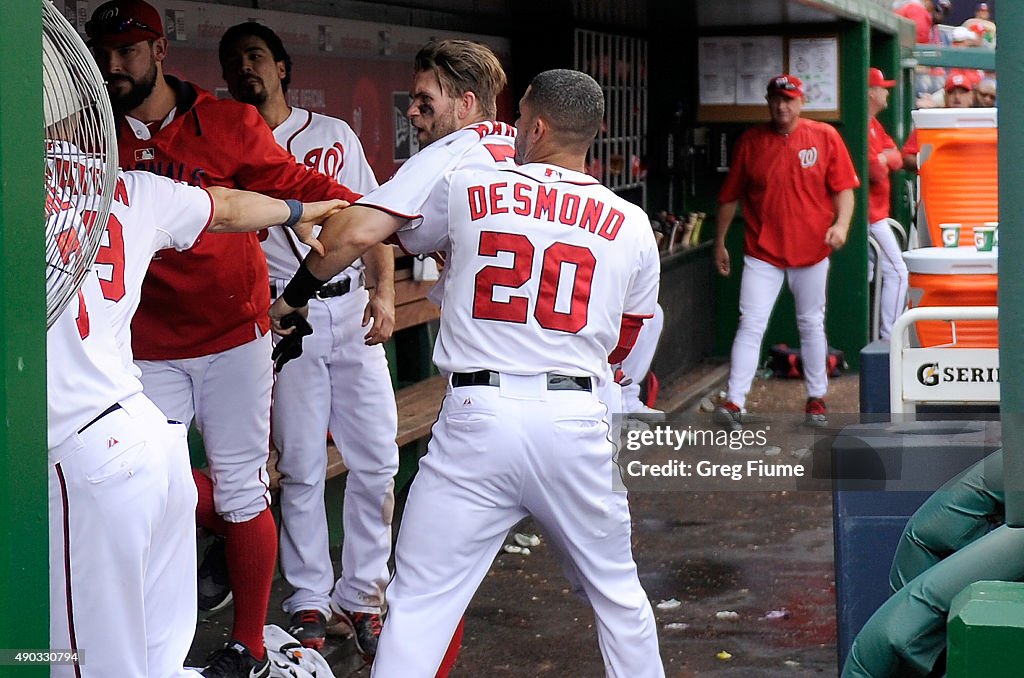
left=266, top=266, right=445, bottom=489
left=266, top=382, right=447, bottom=490
left=394, top=374, right=447, bottom=446
left=392, top=266, right=440, bottom=331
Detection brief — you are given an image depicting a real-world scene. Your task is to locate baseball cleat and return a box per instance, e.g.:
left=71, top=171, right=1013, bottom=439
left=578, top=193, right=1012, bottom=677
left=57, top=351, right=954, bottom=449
left=287, top=609, right=328, bottom=650
left=804, top=397, right=829, bottom=428
left=712, top=400, right=743, bottom=431
left=198, top=537, right=233, bottom=613
left=201, top=640, right=269, bottom=678
left=331, top=605, right=383, bottom=659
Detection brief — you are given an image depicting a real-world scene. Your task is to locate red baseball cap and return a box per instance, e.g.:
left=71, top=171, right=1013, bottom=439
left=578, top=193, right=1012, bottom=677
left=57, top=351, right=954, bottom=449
left=86, top=0, right=164, bottom=46
left=945, top=73, right=974, bottom=92
left=766, top=74, right=804, bottom=99
left=868, top=68, right=896, bottom=88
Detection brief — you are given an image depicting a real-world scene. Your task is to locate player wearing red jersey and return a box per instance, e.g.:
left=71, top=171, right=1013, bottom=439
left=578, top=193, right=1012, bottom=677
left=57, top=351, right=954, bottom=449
left=866, top=68, right=907, bottom=340
left=86, top=2, right=382, bottom=675
left=713, top=74, right=859, bottom=429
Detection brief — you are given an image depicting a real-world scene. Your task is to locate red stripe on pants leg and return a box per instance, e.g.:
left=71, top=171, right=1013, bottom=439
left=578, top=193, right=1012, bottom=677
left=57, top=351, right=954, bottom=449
left=435, top=617, right=464, bottom=677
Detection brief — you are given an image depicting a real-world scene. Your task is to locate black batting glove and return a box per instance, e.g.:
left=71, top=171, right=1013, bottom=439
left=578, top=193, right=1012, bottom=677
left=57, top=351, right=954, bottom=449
left=272, top=312, right=314, bottom=373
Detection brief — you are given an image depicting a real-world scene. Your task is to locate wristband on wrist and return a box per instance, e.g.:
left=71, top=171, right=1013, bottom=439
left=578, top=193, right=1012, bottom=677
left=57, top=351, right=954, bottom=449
left=282, top=199, right=303, bottom=228
left=282, top=262, right=327, bottom=307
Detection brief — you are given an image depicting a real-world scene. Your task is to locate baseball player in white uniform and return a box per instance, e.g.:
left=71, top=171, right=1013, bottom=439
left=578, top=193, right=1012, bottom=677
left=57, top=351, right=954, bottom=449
left=264, top=40, right=530, bottom=670
left=46, top=198, right=200, bottom=678
left=271, top=69, right=665, bottom=678
left=260, top=38, right=512, bottom=666
left=49, top=149, right=342, bottom=678
left=219, top=22, right=398, bottom=654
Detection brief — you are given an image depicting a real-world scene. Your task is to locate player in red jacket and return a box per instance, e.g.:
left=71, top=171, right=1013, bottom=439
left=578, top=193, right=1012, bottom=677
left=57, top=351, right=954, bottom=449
left=712, top=75, right=859, bottom=430
left=86, top=2, right=390, bottom=676
left=866, top=68, right=907, bottom=340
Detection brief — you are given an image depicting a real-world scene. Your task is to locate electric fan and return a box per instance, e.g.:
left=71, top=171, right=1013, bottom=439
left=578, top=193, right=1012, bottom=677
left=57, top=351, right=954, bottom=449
left=42, top=0, right=118, bottom=328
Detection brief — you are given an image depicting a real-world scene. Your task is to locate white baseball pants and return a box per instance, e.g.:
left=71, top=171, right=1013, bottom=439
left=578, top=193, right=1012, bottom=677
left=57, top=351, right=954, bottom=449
left=620, top=303, right=664, bottom=409
left=49, top=392, right=200, bottom=678
left=371, top=374, right=664, bottom=677
left=270, top=287, right=399, bottom=616
left=727, top=255, right=830, bottom=408
left=868, top=218, right=909, bottom=341
left=137, top=334, right=273, bottom=523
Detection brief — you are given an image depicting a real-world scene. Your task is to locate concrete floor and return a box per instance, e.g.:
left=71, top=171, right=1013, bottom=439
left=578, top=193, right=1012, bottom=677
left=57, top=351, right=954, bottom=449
left=189, top=365, right=858, bottom=677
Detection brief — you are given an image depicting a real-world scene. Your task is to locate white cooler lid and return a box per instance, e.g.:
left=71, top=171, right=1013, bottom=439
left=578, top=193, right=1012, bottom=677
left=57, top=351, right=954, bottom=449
left=903, top=246, right=998, bottom=274
left=912, top=108, right=997, bottom=129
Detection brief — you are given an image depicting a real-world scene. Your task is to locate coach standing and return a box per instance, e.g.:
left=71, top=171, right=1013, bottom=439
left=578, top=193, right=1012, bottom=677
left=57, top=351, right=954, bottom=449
left=85, top=2, right=368, bottom=676
left=712, top=74, right=859, bottom=430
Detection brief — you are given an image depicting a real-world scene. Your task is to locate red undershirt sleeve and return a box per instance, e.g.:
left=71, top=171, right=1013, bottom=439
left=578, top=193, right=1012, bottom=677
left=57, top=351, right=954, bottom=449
left=609, top=315, right=646, bottom=364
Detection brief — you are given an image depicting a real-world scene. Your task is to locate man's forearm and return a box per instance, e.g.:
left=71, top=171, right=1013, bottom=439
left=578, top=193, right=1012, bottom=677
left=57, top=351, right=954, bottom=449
left=206, top=185, right=291, bottom=232
left=715, top=201, right=738, bottom=244
left=833, top=189, right=854, bottom=228
left=305, top=240, right=368, bottom=282
left=361, top=243, right=395, bottom=296
left=303, top=205, right=402, bottom=281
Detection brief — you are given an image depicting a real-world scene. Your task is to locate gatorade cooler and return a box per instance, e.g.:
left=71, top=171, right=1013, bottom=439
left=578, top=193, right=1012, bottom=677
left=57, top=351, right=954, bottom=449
left=913, top=108, right=997, bottom=247
left=903, top=247, right=998, bottom=347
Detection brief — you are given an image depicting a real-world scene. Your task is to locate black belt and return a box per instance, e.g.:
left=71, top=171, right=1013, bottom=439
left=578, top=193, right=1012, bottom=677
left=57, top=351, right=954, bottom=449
left=78, top=403, right=122, bottom=434
left=271, top=277, right=352, bottom=301
left=451, top=370, right=592, bottom=392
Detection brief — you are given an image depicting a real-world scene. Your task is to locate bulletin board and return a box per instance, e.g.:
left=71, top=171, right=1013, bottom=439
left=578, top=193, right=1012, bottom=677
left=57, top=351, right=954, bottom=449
left=697, top=34, right=840, bottom=122
left=788, top=37, right=839, bottom=111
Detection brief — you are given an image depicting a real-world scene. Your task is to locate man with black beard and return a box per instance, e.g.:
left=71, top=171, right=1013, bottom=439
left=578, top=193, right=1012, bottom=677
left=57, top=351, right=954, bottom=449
left=84, top=2, right=390, bottom=677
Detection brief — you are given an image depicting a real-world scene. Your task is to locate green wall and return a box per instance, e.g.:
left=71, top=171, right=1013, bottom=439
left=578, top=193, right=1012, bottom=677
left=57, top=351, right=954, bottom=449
left=829, top=19, right=871, bottom=370
left=0, top=0, right=48, bottom=672
left=997, top=0, right=1024, bottom=525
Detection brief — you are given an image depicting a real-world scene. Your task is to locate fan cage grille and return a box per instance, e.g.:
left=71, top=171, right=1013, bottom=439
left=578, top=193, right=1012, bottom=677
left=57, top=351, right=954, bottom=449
left=42, top=0, right=118, bottom=328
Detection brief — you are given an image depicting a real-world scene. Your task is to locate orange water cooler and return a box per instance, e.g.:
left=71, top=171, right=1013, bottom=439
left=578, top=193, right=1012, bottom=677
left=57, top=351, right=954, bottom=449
left=903, top=247, right=998, bottom=347
left=913, top=108, right=997, bottom=247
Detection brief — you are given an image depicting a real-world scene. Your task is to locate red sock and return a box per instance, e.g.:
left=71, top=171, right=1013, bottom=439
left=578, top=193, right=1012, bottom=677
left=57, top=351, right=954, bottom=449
left=435, top=617, right=464, bottom=677
left=645, top=372, right=660, bottom=407
left=192, top=469, right=228, bottom=535
left=223, top=508, right=277, bottom=660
